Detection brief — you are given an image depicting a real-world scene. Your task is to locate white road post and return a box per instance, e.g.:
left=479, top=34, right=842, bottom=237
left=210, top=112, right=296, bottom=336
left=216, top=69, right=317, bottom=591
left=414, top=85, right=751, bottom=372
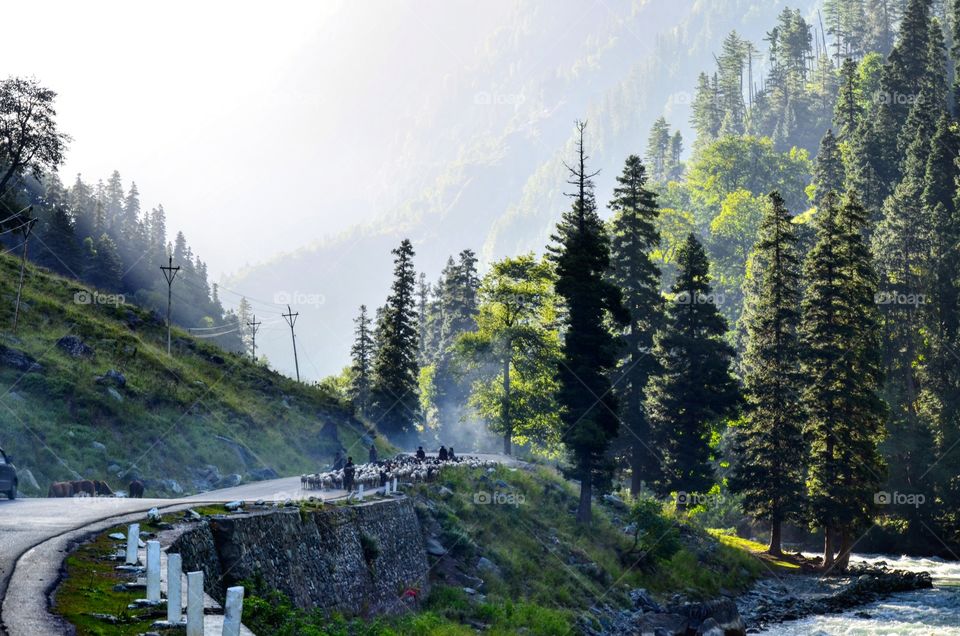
left=167, top=553, right=183, bottom=624
left=125, top=523, right=140, bottom=565
left=186, top=571, right=204, bottom=636
left=358, top=484, right=364, bottom=501
left=222, top=586, right=245, bottom=636
left=146, top=540, right=161, bottom=602
left=392, top=477, right=398, bottom=493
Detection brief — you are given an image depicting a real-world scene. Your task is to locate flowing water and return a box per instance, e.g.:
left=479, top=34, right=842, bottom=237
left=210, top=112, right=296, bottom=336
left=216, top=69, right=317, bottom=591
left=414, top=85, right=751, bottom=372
left=756, top=555, right=960, bottom=635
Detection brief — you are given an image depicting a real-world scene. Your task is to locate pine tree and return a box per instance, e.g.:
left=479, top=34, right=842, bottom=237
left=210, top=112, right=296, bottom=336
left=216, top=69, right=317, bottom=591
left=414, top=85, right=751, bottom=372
left=691, top=72, right=722, bottom=144
left=370, top=239, right=420, bottom=441
left=718, top=33, right=748, bottom=135
left=33, top=206, right=79, bottom=277
left=548, top=121, right=628, bottom=524
left=920, top=113, right=960, bottom=536
left=813, top=129, right=846, bottom=209
left=350, top=304, right=374, bottom=417
left=834, top=59, right=863, bottom=145
left=666, top=131, right=684, bottom=181
left=646, top=117, right=671, bottom=183
left=236, top=297, right=253, bottom=355
left=606, top=155, right=664, bottom=494
left=646, top=234, right=739, bottom=500
left=89, top=233, right=123, bottom=291
left=728, top=192, right=804, bottom=556
left=801, top=192, right=885, bottom=570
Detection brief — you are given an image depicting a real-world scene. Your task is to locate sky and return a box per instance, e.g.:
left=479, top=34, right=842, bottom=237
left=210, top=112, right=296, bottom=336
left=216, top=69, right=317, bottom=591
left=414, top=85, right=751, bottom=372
left=0, top=0, right=511, bottom=278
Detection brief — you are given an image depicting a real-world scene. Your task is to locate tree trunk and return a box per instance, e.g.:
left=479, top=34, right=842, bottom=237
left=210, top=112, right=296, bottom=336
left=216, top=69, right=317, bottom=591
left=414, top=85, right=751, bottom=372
left=768, top=518, right=783, bottom=557
left=629, top=448, right=643, bottom=496
left=576, top=465, right=593, bottom=524
left=835, top=529, right=853, bottom=571
left=822, top=528, right=835, bottom=570
left=502, top=354, right=512, bottom=456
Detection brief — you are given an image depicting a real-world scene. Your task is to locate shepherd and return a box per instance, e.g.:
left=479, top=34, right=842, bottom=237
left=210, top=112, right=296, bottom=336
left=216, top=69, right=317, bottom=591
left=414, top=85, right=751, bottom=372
left=343, top=457, right=356, bottom=492
left=438, top=445, right=448, bottom=461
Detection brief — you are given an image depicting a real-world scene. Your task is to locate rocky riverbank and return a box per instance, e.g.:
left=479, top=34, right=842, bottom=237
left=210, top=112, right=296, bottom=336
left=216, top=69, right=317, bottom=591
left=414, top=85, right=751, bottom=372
left=583, top=563, right=932, bottom=635
left=738, top=563, right=933, bottom=632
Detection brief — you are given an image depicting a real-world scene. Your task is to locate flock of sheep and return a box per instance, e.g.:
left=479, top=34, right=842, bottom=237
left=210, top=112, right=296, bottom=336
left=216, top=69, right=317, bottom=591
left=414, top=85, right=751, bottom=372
left=301, top=454, right=498, bottom=492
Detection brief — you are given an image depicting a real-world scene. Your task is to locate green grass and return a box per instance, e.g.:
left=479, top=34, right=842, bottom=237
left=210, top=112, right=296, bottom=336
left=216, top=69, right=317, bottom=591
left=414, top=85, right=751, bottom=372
left=707, top=529, right=802, bottom=572
left=0, top=252, right=391, bottom=495
left=53, top=524, right=164, bottom=636
left=54, top=467, right=774, bottom=635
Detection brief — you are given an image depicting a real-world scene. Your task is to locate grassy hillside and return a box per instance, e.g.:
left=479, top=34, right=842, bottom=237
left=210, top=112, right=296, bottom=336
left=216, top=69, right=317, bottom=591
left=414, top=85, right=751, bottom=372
left=238, top=464, right=766, bottom=635
left=0, top=252, right=385, bottom=496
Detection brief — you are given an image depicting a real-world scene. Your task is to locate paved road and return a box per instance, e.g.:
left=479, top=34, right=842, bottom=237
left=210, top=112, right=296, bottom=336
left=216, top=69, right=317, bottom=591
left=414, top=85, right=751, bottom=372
left=0, top=453, right=519, bottom=635
left=0, top=475, right=343, bottom=635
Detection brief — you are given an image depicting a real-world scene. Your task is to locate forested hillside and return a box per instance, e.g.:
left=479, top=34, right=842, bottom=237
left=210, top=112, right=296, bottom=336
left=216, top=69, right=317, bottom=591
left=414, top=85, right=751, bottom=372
left=225, top=0, right=819, bottom=381
left=327, top=0, right=960, bottom=560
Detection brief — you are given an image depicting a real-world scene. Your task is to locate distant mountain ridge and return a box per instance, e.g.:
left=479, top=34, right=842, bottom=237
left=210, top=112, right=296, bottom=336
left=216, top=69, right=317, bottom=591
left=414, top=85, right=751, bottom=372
left=225, top=0, right=819, bottom=379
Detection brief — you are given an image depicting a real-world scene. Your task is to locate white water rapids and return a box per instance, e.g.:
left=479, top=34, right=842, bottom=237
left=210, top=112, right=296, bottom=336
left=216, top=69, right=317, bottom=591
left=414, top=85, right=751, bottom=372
left=756, top=554, right=960, bottom=635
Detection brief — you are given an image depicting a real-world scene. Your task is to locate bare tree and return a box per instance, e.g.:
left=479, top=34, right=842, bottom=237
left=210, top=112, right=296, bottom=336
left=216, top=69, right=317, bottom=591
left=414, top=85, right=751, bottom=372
left=0, top=77, right=70, bottom=199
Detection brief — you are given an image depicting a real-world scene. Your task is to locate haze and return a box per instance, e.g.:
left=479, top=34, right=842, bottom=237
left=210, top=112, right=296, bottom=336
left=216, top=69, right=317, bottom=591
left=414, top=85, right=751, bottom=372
left=0, top=0, right=513, bottom=277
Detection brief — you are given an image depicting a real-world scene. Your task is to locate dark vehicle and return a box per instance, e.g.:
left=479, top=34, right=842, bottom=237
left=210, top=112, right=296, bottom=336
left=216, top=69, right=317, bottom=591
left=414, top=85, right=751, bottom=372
left=0, top=448, right=17, bottom=500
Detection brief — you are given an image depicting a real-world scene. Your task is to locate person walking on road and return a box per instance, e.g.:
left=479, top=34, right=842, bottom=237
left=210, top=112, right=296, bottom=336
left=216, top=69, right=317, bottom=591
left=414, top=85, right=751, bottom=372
left=343, top=457, right=356, bottom=492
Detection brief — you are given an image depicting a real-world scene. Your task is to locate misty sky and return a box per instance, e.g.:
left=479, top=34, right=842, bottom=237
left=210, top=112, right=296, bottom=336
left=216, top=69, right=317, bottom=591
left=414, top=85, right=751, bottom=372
left=0, top=0, right=513, bottom=278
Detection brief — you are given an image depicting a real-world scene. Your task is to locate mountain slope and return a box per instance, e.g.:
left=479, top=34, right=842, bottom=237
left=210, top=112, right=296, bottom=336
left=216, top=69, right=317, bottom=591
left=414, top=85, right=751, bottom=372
left=225, top=0, right=819, bottom=380
left=0, top=252, right=382, bottom=496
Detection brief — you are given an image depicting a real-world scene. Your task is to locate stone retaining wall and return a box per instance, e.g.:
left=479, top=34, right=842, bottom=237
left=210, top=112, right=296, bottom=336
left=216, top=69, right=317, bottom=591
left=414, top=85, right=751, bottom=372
left=170, top=497, right=428, bottom=616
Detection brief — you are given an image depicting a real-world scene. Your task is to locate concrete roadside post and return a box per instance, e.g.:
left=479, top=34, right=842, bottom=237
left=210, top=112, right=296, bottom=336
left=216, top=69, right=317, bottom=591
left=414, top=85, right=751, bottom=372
left=146, top=540, right=161, bottom=602
left=186, top=571, right=204, bottom=636
left=125, top=523, right=140, bottom=565
left=167, top=553, right=183, bottom=623
left=222, top=586, right=245, bottom=636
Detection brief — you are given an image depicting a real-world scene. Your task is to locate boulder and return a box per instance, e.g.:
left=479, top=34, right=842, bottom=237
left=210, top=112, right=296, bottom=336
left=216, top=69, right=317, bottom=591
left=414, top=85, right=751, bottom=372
left=248, top=467, right=278, bottom=481
left=91, top=441, right=107, bottom=452
left=425, top=538, right=446, bottom=556
left=477, top=556, right=502, bottom=577
left=56, top=335, right=94, bottom=358
left=218, top=473, right=242, bottom=489
left=602, top=493, right=629, bottom=511
left=95, top=369, right=126, bottom=388
left=19, top=468, right=40, bottom=492
left=0, top=345, right=41, bottom=372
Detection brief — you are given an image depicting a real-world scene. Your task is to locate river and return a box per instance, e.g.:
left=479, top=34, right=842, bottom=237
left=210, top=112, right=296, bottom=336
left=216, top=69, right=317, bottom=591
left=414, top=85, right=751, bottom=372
left=756, top=554, right=960, bottom=635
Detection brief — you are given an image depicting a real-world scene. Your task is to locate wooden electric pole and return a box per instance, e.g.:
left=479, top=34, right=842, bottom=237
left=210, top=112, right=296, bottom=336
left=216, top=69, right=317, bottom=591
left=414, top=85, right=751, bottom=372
left=11, top=210, right=35, bottom=333
left=160, top=255, right=180, bottom=355
left=246, top=314, right=261, bottom=362
left=282, top=304, right=300, bottom=382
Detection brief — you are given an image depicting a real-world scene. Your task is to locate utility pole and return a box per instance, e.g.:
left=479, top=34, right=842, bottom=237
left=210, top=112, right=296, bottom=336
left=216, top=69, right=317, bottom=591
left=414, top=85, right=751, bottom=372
left=11, top=209, right=35, bottom=333
left=160, top=255, right=180, bottom=355
left=246, top=314, right=261, bottom=362
left=282, top=304, right=300, bottom=382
